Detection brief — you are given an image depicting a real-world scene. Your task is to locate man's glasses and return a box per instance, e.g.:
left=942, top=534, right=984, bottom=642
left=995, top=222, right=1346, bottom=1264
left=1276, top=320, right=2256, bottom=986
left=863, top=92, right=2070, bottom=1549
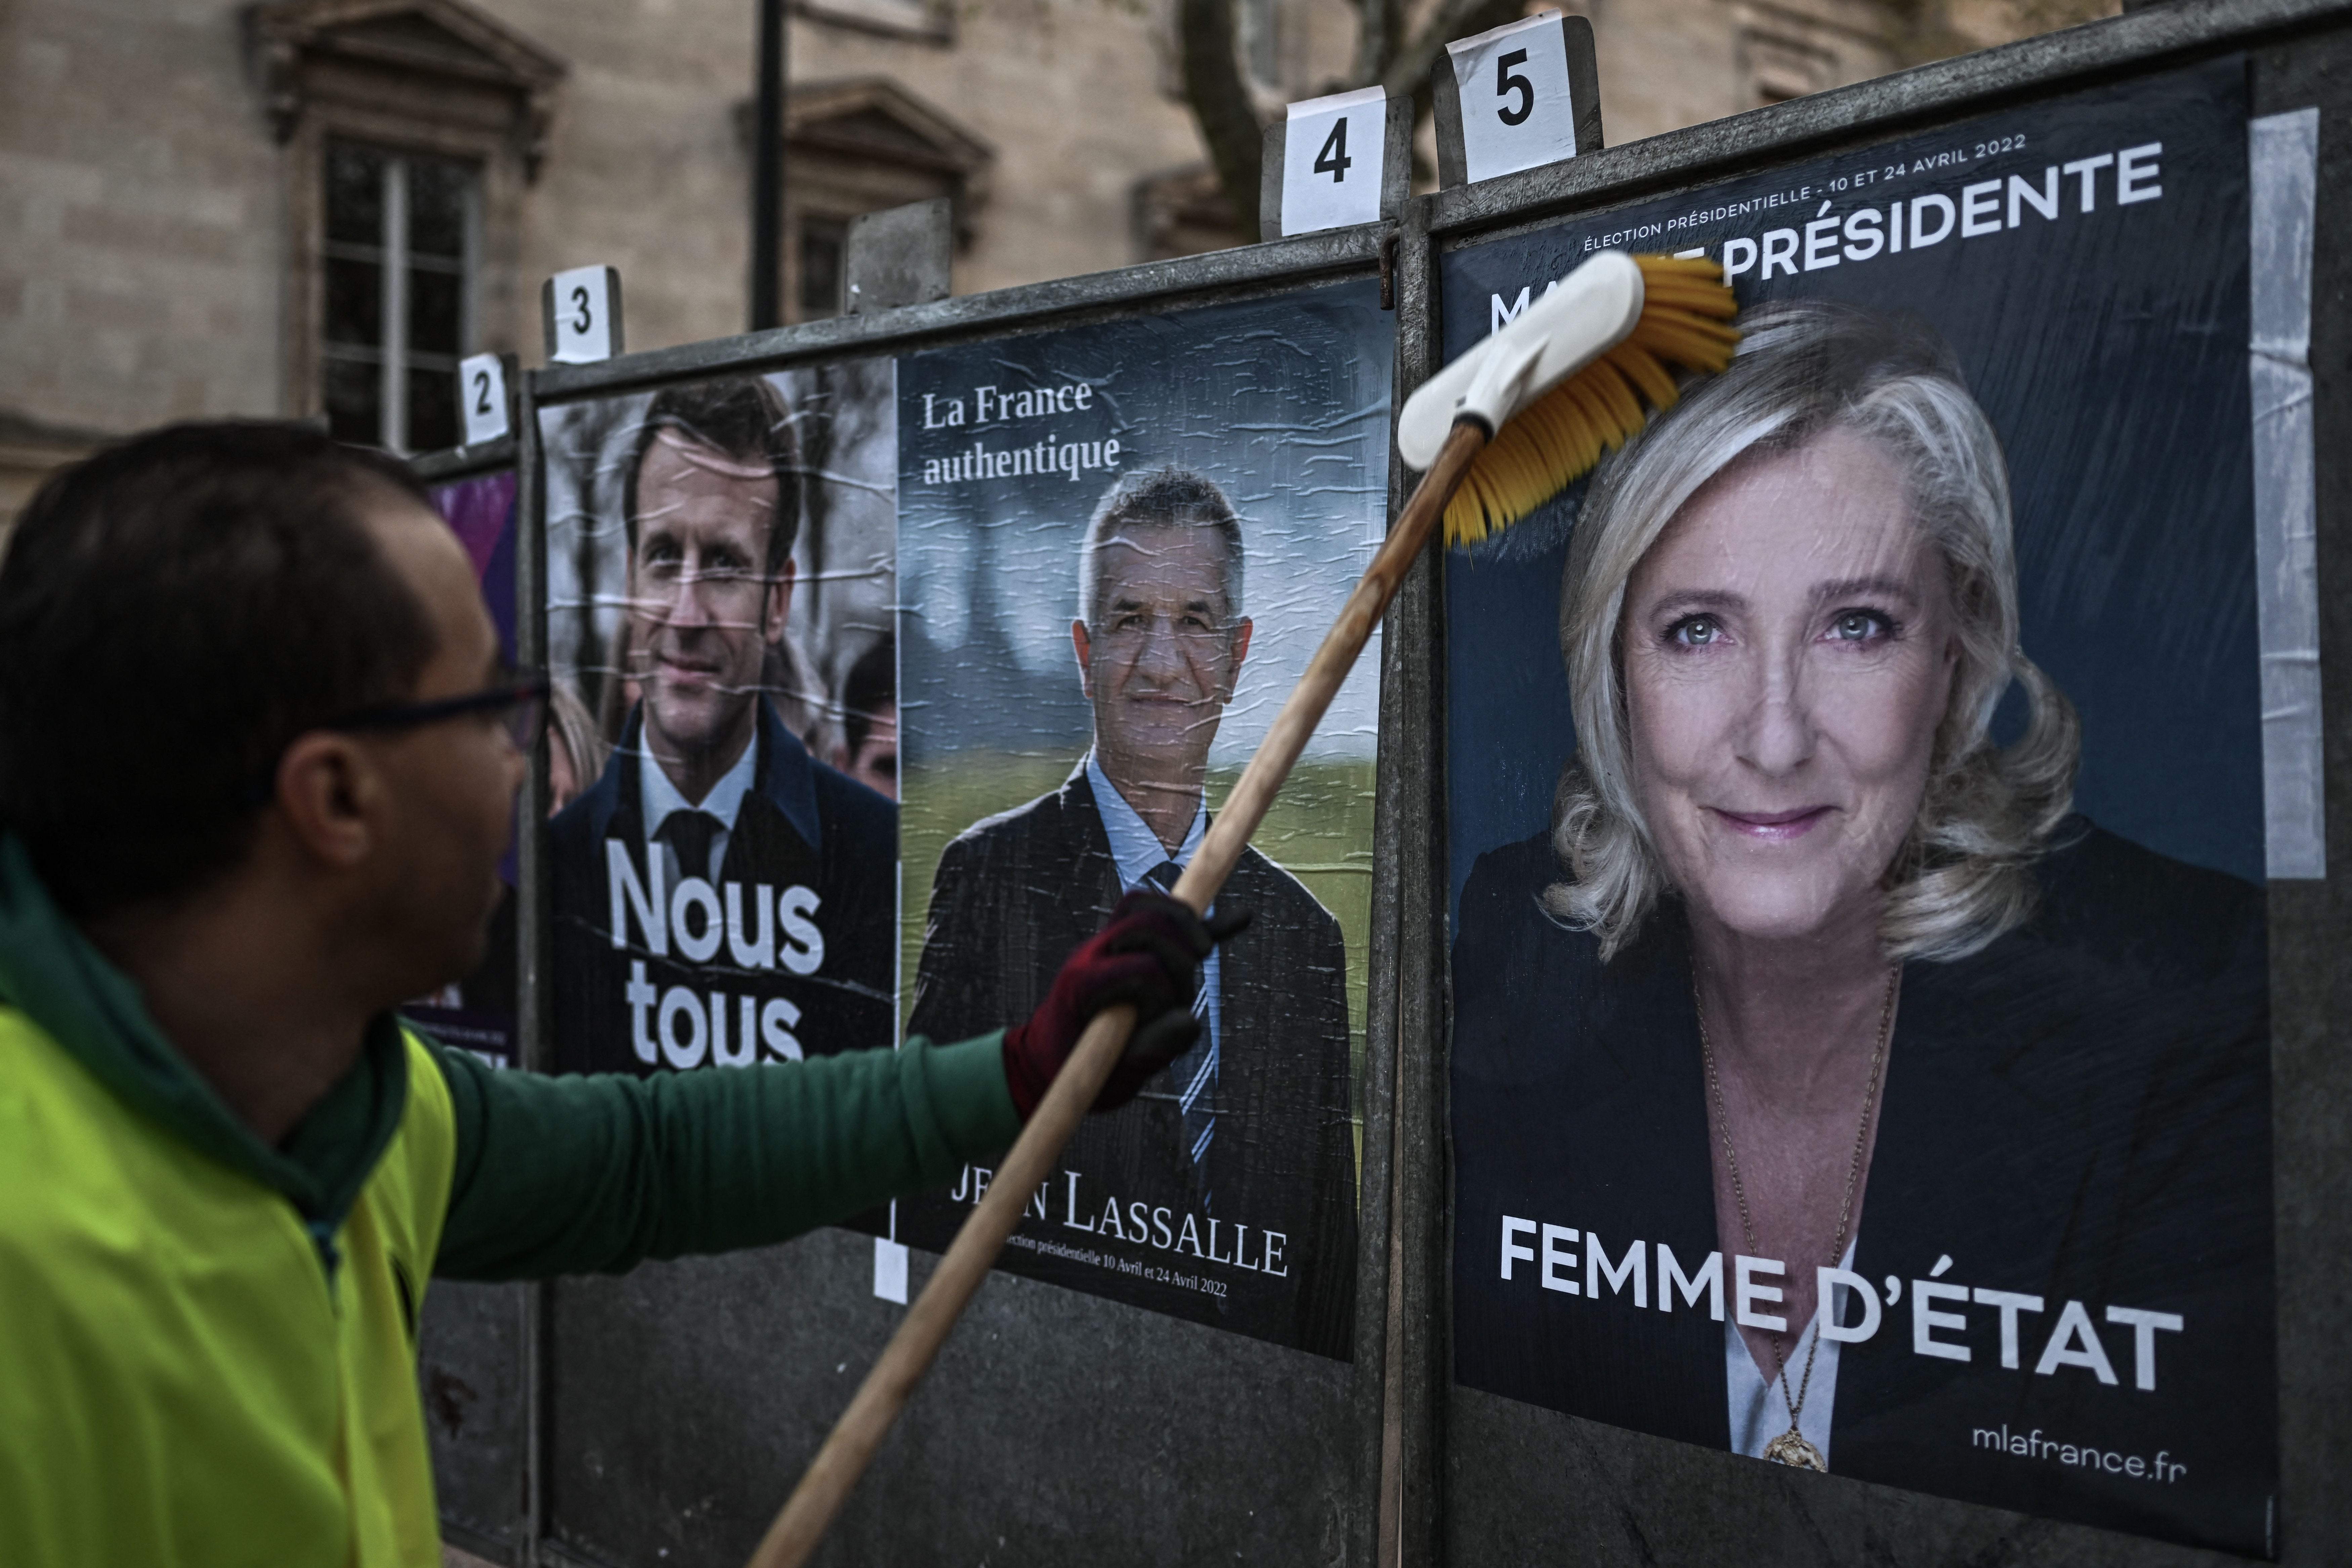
left=241, top=673, right=552, bottom=809
left=324, top=672, right=553, bottom=751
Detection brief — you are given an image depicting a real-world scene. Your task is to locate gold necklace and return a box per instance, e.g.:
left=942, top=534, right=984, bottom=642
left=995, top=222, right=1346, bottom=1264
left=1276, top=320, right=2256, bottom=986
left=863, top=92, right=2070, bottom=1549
left=1694, top=961, right=1897, bottom=1472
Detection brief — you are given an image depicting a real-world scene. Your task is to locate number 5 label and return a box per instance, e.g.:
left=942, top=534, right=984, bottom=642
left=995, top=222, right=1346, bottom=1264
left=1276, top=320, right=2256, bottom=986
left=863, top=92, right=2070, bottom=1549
left=1442, top=11, right=1587, bottom=184
left=1278, top=86, right=1390, bottom=237
left=543, top=264, right=623, bottom=364
left=457, top=352, right=510, bottom=445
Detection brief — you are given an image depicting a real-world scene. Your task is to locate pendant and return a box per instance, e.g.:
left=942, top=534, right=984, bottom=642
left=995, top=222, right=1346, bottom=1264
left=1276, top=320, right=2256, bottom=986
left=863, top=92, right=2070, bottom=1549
left=1761, top=1427, right=1826, bottom=1471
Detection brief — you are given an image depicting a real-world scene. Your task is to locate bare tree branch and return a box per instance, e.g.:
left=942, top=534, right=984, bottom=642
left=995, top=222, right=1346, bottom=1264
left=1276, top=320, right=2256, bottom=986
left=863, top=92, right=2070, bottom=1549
left=1180, top=0, right=1268, bottom=239
left=1349, top=0, right=1405, bottom=87
left=1378, top=0, right=1526, bottom=96
left=1170, top=0, right=1529, bottom=240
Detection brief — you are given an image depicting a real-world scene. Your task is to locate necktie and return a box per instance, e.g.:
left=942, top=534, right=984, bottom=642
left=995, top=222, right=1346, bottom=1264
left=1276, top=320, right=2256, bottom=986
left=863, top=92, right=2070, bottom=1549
left=659, top=808, right=725, bottom=886
left=1145, top=859, right=1218, bottom=1209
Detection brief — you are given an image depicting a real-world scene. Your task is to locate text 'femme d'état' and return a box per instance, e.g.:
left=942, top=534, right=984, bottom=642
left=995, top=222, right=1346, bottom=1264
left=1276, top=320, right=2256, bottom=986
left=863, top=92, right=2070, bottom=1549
left=918, top=378, right=1124, bottom=487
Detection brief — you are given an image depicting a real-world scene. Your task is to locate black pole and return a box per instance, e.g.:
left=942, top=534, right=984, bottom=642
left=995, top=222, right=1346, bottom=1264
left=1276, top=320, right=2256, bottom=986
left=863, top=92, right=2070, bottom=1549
left=750, top=0, right=787, bottom=330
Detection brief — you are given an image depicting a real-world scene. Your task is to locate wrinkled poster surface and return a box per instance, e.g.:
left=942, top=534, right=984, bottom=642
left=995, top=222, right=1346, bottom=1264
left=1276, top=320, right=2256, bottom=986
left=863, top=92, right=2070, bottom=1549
left=538, top=364, right=900, bottom=1083
left=1444, top=60, right=2276, bottom=1552
left=893, top=284, right=1390, bottom=1357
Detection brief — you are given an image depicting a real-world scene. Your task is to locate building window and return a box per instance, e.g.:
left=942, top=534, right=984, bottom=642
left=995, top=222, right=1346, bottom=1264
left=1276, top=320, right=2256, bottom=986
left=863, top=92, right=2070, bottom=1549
left=799, top=217, right=848, bottom=320
left=254, top=0, right=562, bottom=446
left=798, top=0, right=952, bottom=43
left=1133, top=164, right=1248, bottom=262
left=768, top=79, right=994, bottom=324
left=322, top=142, right=479, bottom=453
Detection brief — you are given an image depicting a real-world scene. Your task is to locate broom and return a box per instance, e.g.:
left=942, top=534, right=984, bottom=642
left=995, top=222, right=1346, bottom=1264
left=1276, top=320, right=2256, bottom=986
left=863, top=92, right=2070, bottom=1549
left=744, top=249, right=1737, bottom=1568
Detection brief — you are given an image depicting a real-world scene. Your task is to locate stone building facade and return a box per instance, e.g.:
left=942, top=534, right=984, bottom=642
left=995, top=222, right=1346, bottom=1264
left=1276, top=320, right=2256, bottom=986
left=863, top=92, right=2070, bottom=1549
left=0, top=0, right=2101, bottom=520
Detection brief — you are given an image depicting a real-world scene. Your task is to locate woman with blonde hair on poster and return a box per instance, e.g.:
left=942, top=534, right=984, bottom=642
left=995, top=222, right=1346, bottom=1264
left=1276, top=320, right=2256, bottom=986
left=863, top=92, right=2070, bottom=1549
left=1448, top=299, right=2271, bottom=1544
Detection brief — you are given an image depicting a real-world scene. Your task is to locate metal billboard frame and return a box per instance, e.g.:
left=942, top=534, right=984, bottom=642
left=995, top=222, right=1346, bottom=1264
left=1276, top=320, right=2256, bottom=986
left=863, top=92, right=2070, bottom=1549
left=404, top=3, right=2352, bottom=1556
left=457, top=221, right=1415, bottom=1568
left=1388, top=2, right=2352, bottom=1563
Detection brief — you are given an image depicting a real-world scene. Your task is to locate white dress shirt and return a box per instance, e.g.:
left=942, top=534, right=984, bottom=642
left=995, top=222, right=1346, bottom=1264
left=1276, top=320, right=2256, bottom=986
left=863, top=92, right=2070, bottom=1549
left=638, top=732, right=759, bottom=886
left=1726, top=1236, right=1858, bottom=1467
left=1085, top=751, right=1223, bottom=1064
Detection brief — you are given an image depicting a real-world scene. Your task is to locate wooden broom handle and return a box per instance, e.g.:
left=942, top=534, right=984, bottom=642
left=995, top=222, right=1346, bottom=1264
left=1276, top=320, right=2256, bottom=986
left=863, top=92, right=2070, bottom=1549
left=745, top=419, right=1489, bottom=1568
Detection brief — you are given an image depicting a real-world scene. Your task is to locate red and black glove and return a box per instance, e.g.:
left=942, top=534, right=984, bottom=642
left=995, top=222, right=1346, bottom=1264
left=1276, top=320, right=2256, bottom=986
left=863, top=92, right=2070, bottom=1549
left=1001, top=890, right=1251, bottom=1119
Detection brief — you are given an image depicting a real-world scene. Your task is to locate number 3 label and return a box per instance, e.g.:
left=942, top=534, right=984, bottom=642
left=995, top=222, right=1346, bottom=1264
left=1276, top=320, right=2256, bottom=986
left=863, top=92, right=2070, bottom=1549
left=1280, top=85, right=1388, bottom=236
left=546, top=264, right=620, bottom=364
left=458, top=352, right=509, bottom=444
left=1447, top=11, right=1580, bottom=183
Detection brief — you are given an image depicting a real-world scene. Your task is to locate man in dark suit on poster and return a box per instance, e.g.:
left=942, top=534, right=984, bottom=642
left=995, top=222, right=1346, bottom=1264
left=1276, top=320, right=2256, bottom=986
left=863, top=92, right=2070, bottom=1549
left=908, top=467, right=1357, bottom=1359
left=551, top=377, right=896, bottom=1077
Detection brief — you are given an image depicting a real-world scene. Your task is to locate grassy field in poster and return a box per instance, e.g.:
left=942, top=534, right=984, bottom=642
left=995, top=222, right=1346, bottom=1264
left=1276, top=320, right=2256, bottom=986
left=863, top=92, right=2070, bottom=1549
left=900, top=753, right=1377, bottom=1138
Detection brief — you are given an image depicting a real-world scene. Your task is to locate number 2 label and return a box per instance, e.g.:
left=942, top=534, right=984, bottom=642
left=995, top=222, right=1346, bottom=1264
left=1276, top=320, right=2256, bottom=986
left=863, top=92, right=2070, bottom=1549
left=457, top=352, right=509, bottom=444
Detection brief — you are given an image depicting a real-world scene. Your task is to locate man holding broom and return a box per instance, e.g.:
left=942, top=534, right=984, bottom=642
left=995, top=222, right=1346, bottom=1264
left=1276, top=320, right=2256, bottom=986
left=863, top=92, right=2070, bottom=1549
left=0, top=421, right=1236, bottom=1568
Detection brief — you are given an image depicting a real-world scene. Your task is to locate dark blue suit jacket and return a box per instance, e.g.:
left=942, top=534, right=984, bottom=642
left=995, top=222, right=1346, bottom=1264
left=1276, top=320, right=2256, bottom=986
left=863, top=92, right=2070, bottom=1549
left=1450, top=818, right=2273, bottom=1555
left=902, top=763, right=1359, bottom=1359
left=549, top=699, right=897, bottom=1077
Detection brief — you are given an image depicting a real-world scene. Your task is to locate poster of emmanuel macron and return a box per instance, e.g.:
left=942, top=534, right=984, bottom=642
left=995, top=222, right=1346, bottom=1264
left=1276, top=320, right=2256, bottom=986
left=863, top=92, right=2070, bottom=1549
left=894, top=288, right=1393, bottom=1358
left=546, top=373, right=898, bottom=1077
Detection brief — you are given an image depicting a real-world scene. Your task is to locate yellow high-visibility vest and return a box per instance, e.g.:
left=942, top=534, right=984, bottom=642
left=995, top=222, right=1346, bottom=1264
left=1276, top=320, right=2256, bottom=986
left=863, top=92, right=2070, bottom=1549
left=0, top=1009, right=455, bottom=1567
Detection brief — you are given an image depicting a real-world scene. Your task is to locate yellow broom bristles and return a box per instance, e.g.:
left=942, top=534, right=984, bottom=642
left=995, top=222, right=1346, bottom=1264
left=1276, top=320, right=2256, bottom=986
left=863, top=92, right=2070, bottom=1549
left=1443, top=252, right=1739, bottom=548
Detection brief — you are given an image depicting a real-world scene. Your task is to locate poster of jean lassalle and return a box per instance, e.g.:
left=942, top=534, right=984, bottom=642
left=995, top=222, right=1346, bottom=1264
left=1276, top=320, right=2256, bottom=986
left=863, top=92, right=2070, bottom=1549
left=537, top=363, right=900, bottom=1082
left=1443, top=59, right=2278, bottom=1553
left=891, top=286, right=1391, bottom=1358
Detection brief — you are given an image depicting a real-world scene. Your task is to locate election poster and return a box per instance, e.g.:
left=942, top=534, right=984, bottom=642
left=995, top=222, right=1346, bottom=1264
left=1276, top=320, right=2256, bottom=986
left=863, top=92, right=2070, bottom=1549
left=1442, top=59, right=2278, bottom=1552
left=406, top=468, right=521, bottom=1064
left=537, top=361, right=900, bottom=1082
left=892, top=284, right=1391, bottom=1357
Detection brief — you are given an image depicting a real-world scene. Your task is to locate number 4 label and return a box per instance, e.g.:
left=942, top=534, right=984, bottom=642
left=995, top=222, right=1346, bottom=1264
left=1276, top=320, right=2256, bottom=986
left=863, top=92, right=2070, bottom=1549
left=1447, top=11, right=1580, bottom=183
left=458, top=353, right=509, bottom=445
left=1314, top=117, right=1354, bottom=182
left=1280, top=86, right=1388, bottom=236
left=544, top=264, right=622, bottom=364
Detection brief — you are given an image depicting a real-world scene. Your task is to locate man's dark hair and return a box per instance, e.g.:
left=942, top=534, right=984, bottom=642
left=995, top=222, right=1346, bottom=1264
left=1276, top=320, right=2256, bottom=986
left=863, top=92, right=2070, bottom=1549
left=840, top=634, right=894, bottom=758
left=1077, top=466, right=1245, bottom=627
left=622, top=376, right=801, bottom=580
left=0, top=422, right=440, bottom=918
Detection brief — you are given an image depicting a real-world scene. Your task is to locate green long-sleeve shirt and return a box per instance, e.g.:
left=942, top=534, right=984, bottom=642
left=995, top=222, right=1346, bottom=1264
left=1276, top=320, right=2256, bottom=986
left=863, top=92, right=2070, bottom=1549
left=0, top=837, right=1021, bottom=1279
left=429, top=1030, right=1014, bottom=1278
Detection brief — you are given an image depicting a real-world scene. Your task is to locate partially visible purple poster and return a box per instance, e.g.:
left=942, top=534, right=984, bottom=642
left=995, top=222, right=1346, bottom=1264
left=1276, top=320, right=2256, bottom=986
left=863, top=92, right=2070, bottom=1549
left=434, top=470, right=520, bottom=663
left=407, top=468, right=520, bottom=1065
